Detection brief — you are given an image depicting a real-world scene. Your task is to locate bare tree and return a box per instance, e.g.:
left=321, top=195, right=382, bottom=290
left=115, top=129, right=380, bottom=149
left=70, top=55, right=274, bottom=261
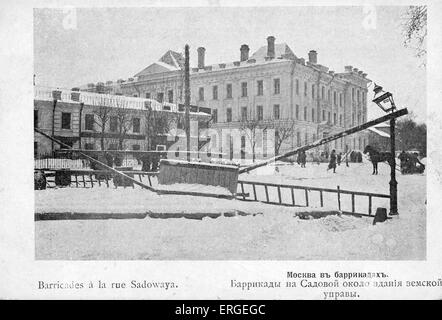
left=113, top=99, right=133, bottom=150
left=273, top=120, right=296, bottom=156
left=93, top=102, right=111, bottom=150
left=403, top=5, right=427, bottom=65
left=144, top=104, right=176, bottom=150
left=239, top=109, right=266, bottom=162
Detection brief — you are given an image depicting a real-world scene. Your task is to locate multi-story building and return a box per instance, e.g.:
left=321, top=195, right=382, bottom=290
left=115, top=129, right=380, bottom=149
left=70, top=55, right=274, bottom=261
left=118, top=36, right=370, bottom=159
left=33, top=86, right=211, bottom=157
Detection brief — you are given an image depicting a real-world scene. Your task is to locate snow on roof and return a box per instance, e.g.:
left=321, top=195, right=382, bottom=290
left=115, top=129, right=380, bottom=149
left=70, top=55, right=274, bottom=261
left=249, top=43, right=297, bottom=60
left=368, top=127, right=390, bottom=138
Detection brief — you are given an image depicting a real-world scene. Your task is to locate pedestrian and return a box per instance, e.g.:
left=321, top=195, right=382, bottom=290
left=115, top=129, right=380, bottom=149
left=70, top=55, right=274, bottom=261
left=300, top=150, right=306, bottom=168
left=327, top=149, right=337, bottom=173
left=337, top=152, right=342, bottom=166
left=398, top=150, right=408, bottom=174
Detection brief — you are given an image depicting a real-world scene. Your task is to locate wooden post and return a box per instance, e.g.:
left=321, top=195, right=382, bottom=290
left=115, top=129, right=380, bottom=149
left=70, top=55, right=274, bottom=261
left=320, top=190, right=324, bottom=207
left=82, top=175, right=86, bottom=187
left=277, top=186, right=282, bottom=204
left=184, top=44, right=191, bottom=162
left=337, top=185, right=341, bottom=211
left=368, top=195, right=372, bottom=215
left=253, top=184, right=257, bottom=201
left=240, top=182, right=246, bottom=200
left=89, top=174, right=94, bottom=188
left=291, top=187, right=295, bottom=206
left=305, top=189, right=309, bottom=207
left=75, top=174, right=78, bottom=187
left=351, top=193, right=355, bottom=213
left=264, top=185, right=269, bottom=202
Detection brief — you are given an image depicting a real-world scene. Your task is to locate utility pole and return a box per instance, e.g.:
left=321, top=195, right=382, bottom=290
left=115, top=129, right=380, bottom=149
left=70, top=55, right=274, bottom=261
left=184, top=44, right=191, bottom=162
left=389, top=116, right=398, bottom=215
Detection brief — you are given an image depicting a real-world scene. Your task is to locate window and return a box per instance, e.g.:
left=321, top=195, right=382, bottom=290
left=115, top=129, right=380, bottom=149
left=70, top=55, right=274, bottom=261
left=85, top=143, right=94, bottom=150
left=322, top=110, right=326, bottom=121
left=110, top=116, right=118, bottom=132
left=305, top=132, right=308, bottom=145
left=226, top=108, right=232, bottom=122
left=327, top=89, right=331, bottom=102
left=241, top=82, right=248, bottom=97
left=241, top=107, right=248, bottom=121
left=362, top=91, right=366, bottom=105
left=322, top=86, right=325, bottom=100
left=145, top=92, right=151, bottom=99
left=257, top=105, right=263, bottom=121
left=34, top=110, right=38, bottom=128
left=257, top=80, right=264, bottom=96
left=312, top=108, right=315, bottom=122
left=295, top=105, right=299, bottom=120
left=297, top=131, right=301, bottom=147
left=212, top=86, right=218, bottom=100
left=304, top=82, right=308, bottom=96
left=334, top=113, right=337, bottom=125
left=273, top=78, right=280, bottom=95
left=273, top=104, right=280, bottom=120
left=311, top=84, right=315, bottom=99
left=157, top=92, right=164, bottom=103
left=357, top=90, right=360, bottom=103
left=352, top=88, right=355, bottom=102
left=304, top=107, right=307, bottom=121
left=132, top=144, right=140, bottom=151
left=334, top=91, right=337, bottom=105
left=226, top=84, right=232, bottom=98
left=340, top=93, right=343, bottom=107
left=296, top=79, right=299, bottom=95
left=133, top=94, right=138, bottom=97
left=352, top=114, right=355, bottom=126
left=133, top=117, right=140, bottom=133
left=168, top=90, right=173, bottom=103
left=198, top=87, right=204, bottom=101
left=313, top=133, right=316, bottom=142
left=61, top=112, right=71, bottom=129
left=340, top=114, right=343, bottom=126
left=328, top=112, right=331, bottom=123
left=212, top=109, right=218, bottom=123
left=85, top=114, right=94, bottom=131
left=357, top=114, right=361, bottom=125
left=34, top=142, right=38, bottom=157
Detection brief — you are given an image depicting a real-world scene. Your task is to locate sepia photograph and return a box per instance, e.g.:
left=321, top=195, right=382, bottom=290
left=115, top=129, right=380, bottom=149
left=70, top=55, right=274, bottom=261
left=32, top=4, right=428, bottom=261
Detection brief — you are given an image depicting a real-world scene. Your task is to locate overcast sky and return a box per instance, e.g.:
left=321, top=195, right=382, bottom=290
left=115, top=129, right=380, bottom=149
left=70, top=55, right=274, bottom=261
left=34, top=6, right=426, bottom=122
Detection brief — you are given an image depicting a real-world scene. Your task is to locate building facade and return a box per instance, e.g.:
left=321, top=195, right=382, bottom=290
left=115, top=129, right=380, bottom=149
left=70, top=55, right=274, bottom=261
left=34, top=86, right=211, bottom=157
left=80, top=36, right=371, bottom=159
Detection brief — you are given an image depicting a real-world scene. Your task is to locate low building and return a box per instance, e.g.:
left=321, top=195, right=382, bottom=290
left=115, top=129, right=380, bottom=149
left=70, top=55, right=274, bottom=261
left=33, top=86, right=211, bottom=158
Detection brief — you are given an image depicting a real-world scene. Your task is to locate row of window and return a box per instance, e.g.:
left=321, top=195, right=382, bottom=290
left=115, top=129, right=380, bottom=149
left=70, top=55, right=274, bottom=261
left=215, top=105, right=352, bottom=126
left=198, top=78, right=281, bottom=101
left=84, top=143, right=141, bottom=151
left=34, top=110, right=142, bottom=133
left=143, top=90, right=174, bottom=103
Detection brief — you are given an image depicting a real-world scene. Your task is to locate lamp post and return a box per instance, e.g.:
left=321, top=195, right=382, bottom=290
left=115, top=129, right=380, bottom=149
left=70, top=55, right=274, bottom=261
left=372, top=83, right=398, bottom=215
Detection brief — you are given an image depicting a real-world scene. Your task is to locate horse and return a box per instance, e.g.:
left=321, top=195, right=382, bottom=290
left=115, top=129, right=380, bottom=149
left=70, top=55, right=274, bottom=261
left=363, top=145, right=392, bottom=175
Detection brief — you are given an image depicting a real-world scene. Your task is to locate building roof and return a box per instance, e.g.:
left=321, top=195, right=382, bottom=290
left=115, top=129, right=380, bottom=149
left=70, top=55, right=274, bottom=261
left=249, top=43, right=297, bottom=60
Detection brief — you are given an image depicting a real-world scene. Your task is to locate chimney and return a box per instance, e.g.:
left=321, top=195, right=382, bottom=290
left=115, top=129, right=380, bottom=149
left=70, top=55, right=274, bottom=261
left=308, top=50, right=318, bottom=64
left=197, top=47, right=206, bottom=69
left=267, top=36, right=275, bottom=59
left=240, top=44, right=250, bottom=62
left=344, top=65, right=353, bottom=72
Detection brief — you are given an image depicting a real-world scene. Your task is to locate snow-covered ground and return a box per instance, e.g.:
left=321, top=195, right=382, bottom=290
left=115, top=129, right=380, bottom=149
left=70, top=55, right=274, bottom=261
left=35, top=161, right=426, bottom=260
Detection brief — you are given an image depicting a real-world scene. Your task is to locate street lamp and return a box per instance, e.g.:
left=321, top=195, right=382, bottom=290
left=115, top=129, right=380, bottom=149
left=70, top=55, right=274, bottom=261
left=372, top=83, right=398, bottom=215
